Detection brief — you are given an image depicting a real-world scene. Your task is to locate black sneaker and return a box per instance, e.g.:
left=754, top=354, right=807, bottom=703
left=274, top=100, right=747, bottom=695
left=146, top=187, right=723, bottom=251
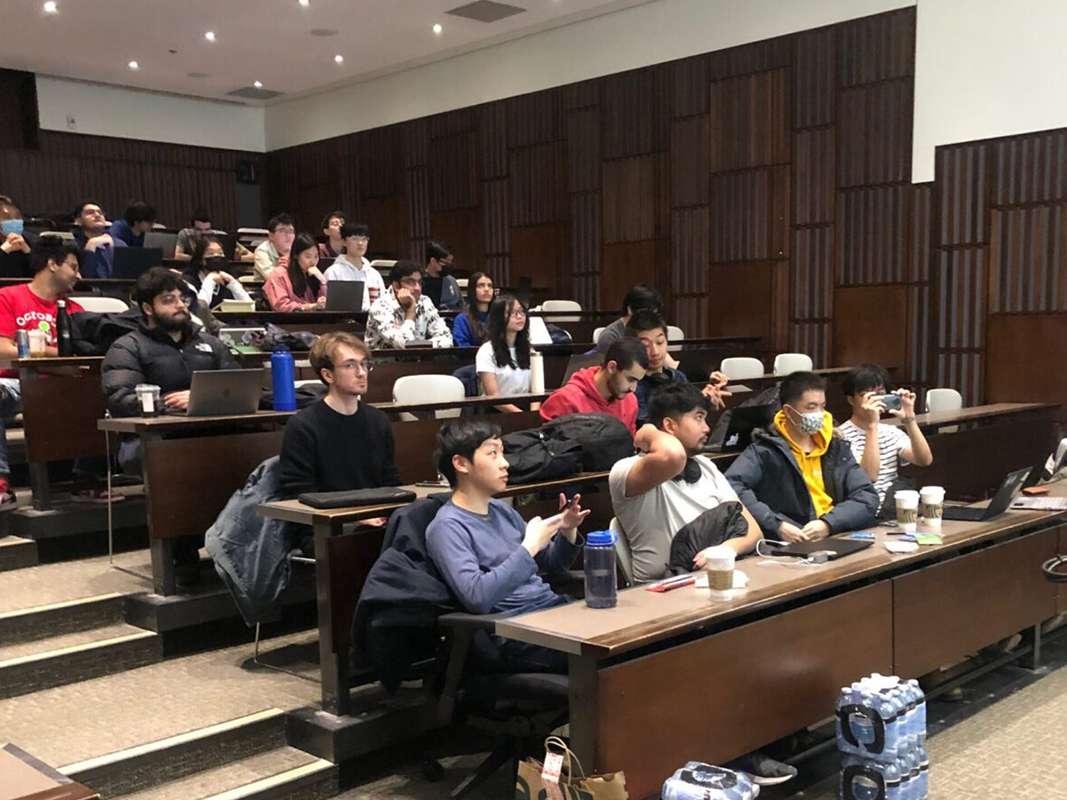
left=726, top=751, right=798, bottom=786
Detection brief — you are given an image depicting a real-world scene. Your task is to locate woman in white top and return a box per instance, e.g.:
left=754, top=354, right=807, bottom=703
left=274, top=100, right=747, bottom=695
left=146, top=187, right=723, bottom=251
left=182, top=236, right=252, bottom=309
left=322, top=222, right=385, bottom=310
left=476, top=293, right=531, bottom=413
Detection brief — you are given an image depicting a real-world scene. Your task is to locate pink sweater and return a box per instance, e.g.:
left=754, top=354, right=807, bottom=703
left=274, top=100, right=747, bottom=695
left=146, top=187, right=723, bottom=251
left=263, top=268, right=324, bottom=311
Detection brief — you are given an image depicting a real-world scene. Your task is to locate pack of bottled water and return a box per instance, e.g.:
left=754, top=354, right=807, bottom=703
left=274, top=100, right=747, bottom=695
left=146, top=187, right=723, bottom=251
left=661, top=762, right=760, bottom=800
left=835, top=674, right=929, bottom=800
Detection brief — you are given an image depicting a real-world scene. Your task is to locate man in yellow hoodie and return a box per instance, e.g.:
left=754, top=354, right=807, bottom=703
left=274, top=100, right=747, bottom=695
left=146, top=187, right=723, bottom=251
left=725, top=371, right=878, bottom=542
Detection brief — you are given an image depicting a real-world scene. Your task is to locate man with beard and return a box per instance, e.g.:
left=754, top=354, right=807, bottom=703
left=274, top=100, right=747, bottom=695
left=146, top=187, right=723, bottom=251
left=609, top=382, right=761, bottom=584
left=102, top=267, right=238, bottom=585
left=0, top=240, right=85, bottom=505
left=538, top=337, right=648, bottom=434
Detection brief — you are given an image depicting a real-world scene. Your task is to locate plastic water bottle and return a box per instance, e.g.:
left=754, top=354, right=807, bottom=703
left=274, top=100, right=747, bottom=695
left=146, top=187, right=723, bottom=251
left=917, top=746, right=930, bottom=799
left=908, top=680, right=927, bottom=743
left=270, top=348, right=296, bottom=412
left=662, top=762, right=758, bottom=800
left=840, top=754, right=900, bottom=800
left=583, top=530, right=617, bottom=609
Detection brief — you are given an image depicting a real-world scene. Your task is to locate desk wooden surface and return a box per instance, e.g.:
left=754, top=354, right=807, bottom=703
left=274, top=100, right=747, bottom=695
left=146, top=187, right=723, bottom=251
left=496, top=507, right=1060, bottom=658
left=884, top=401, right=1058, bottom=428
left=98, top=410, right=293, bottom=434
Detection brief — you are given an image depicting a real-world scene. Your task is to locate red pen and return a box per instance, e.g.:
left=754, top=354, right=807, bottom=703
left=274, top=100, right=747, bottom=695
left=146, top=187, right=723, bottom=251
left=646, top=576, right=696, bottom=593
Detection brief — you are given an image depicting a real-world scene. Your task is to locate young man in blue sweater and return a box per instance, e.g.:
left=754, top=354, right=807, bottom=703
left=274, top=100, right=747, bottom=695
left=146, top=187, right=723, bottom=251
left=425, top=418, right=590, bottom=673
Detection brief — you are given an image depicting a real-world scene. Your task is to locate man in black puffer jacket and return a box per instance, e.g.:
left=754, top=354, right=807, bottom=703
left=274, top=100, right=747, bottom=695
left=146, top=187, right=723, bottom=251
left=102, top=267, right=238, bottom=586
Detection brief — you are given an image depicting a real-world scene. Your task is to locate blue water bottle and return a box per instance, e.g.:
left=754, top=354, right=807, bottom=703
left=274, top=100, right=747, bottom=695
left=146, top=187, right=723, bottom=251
left=271, top=348, right=297, bottom=412
left=584, top=530, right=617, bottom=608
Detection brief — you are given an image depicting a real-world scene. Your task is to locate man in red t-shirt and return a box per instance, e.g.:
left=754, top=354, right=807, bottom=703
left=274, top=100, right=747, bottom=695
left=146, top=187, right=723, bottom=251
left=0, top=239, right=84, bottom=504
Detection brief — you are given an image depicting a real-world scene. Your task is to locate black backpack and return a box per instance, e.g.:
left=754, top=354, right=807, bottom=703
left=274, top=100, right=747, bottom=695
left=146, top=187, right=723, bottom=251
left=541, top=413, right=635, bottom=472
left=502, top=428, right=583, bottom=485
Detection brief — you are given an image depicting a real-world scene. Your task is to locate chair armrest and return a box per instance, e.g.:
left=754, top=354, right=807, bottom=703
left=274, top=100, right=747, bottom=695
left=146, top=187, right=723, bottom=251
left=437, top=611, right=509, bottom=634
left=436, top=611, right=510, bottom=725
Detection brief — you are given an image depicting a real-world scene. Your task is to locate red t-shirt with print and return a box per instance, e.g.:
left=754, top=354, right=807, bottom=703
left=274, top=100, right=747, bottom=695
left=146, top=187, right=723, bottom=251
left=0, top=284, right=83, bottom=378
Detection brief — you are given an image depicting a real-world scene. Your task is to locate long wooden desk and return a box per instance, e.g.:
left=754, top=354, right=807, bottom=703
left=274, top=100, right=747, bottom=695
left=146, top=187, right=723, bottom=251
left=497, top=504, right=1067, bottom=799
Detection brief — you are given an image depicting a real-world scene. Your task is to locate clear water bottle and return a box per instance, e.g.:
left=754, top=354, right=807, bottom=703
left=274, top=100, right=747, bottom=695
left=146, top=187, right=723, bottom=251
left=917, top=746, right=930, bottom=799
left=841, top=755, right=900, bottom=800
left=583, top=530, right=617, bottom=609
left=662, top=762, right=757, bottom=800
left=908, top=680, right=927, bottom=743
left=270, top=347, right=296, bottom=412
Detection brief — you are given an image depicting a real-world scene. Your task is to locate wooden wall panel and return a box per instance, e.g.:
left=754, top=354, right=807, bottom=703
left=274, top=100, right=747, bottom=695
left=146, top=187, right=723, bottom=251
left=482, top=179, right=510, bottom=257
left=506, top=89, right=562, bottom=148
left=671, top=55, right=710, bottom=119
left=993, top=129, right=1067, bottom=206
left=429, top=131, right=478, bottom=211
left=672, top=208, right=709, bottom=298
left=794, top=127, right=835, bottom=225
left=568, top=192, right=601, bottom=276
left=837, top=185, right=908, bottom=285
left=602, top=157, right=656, bottom=244
left=600, top=69, right=668, bottom=160
left=794, top=226, right=834, bottom=322
left=707, top=37, right=791, bottom=80
left=792, top=321, right=831, bottom=368
left=566, top=108, right=601, bottom=194
left=837, top=80, right=912, bottom=187
left=707, top=262, right=775, bottom=341
left=358, top=127, right=401, bottom=198
left=986, top=315, right=1067, bottom=405
left=837, top=9, right=915, bottom=87
left=832, top=286, right=908, bottom=370
left=936, top=142, right=992, bottom=246
left=670, top=117, right=709, bottom=208
left=709, top=69, right=789, bottom=172
left=601, top=240, right=661, bottom=311
left=709, top=170, right=772, bottom=262
left=793, top=27, right=836, bottom=129
left=989, top=204, right=1067, bottom=314
left=509, top=143, right=562, bottom=227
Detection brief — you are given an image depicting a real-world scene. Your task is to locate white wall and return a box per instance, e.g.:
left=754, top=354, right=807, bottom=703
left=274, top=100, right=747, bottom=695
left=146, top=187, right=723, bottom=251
left=36, top=76, right=266, bottom=153
left=912, top=0, right=1067, bottom=182
left=264, top=0, right=913, bottom=151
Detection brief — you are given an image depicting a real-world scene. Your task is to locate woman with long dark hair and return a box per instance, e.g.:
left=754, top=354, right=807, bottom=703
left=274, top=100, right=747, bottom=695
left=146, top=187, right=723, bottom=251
left=476, top=293, right=531, bottom=413
left=182, top=236, right=252, bottom=308
left=263, top=232, right=326, bottom=311
left=452, top=271, right=493, bottom=348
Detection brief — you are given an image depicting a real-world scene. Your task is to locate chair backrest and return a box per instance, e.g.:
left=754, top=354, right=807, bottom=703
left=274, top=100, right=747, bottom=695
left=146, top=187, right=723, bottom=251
left=370, top=259, right=397, bottom=273
left=75, top=296, right=129, bottom=314
left=455, top=278, right=468, bottom=289
left=237, top=227, right=269, bottom=236
left=720, top=357, right=765, bottom=380
left=393, top=374, right=466, bottom=421
left=592, top=326, right=606, bottom=344
left=666, top=325, right=685, bottom=353
left=925, top=388, right=963, bottom=414
left=773, top=353, right=814, bottom=376
left=610, top=517, right=634, bottom=588
left=541, top=299, right=581, bottom=324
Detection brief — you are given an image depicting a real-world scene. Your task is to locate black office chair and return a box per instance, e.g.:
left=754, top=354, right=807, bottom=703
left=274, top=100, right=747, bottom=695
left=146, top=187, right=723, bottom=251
left=424, top=611, right=569, bottom=799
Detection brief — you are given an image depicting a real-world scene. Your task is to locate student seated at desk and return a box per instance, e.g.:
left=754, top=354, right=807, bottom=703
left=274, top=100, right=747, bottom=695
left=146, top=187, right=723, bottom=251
left=318, top=210, right=347, bottom=259
left=182, top=236, right=252, bottom=309
left=365, top=261, right=453, bottom=349
left=421, top=239, right=464, bottom=312
left=539, top=337, right=647, bottom=434
left=610, top=383, right=761, bottom=582
left=278, top=331, right=400, bottom=499
left=627, top=309, right=730, bottom=426
left=252, top=213, right=295, bottom=281
left=452, top=271, right=493, bottom=348
left=477, top=293, right=530, bottom=412
left=426, top=418, right=590, bottom=673
left=262, top=233, right=326, bottom=312
left=109, top=201, right=155, bottom=247
left=0, top=240, right=85, bottom=506
left=837, top=364, right=933, bottom=512
left=174, top=209, right=253, bottom=263
left=726, top=371, right=878, bottom=542
left=596, top=283, right=662, bottom=355
left=0, top=194, right=37, bottom=279
left=322, top=223, right=385, bottom=309
left=74, top=200, right=126, bottom=279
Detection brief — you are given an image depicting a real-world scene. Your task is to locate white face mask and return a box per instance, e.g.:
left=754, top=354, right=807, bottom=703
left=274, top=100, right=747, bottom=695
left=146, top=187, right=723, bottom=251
left=788, top=407, right=825, bottom=435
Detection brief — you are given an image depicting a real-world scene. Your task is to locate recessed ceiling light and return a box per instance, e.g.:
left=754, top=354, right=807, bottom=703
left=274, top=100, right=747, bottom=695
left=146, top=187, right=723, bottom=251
left=334, top=54, right=344, bottom=64
left=298, top=0, right=310, bottom=6
left=128, top=61, right=139, bottom=70
left=432, top=23, right=443, bottom=34
left=42, top=1, right=58, bottom=13
left=253, top=80, right=263, bottom=89
left=204, top=31, right=216, bottom=42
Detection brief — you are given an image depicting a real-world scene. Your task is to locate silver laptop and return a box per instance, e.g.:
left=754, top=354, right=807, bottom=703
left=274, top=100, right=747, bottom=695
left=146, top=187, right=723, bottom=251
left=325, top=280, right=365, bottom=312
left=183, top=369, right=264, bottom=417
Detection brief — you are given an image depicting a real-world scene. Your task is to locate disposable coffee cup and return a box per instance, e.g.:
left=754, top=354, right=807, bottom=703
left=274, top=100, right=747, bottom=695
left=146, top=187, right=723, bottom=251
left=920, top=486, right=945, bottom=528
left=135, top=384, right=161, bottom=417
left=895, top=490, right=920, bottom=532
left=704, top=545, right=736, bottom=599
left=27, top=329, right=47, bottom=357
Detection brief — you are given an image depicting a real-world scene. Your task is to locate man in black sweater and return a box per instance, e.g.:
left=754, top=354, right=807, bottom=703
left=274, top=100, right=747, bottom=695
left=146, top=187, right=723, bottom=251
left=279, top=331, right=401, bottom=506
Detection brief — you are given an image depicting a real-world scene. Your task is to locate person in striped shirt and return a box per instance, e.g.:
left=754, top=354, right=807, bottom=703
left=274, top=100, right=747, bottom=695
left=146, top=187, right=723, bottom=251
left=837, top=364, right=934, bottom=510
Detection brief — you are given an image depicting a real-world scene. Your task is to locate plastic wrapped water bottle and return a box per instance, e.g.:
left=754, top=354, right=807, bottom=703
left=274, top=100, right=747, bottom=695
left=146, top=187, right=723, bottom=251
left=661, top=761, right=759, bottom=800
left=908, top=680, right=927, bottom=743
left=916, top=746, right=930, bottom=799
left=840, top=754, right=901, bottom=800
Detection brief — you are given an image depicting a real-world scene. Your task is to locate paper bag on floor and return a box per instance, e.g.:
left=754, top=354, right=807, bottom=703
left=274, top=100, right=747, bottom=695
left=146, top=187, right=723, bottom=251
left=515, top=736, right=628, bottom=800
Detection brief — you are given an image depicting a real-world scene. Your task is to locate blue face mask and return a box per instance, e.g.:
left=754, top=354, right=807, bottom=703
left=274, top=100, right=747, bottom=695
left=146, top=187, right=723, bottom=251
left=1, top=219, right=23, bottom=237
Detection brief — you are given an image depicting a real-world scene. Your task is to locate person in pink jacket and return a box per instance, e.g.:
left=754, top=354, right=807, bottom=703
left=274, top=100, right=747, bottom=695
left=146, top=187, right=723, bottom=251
left=539, top=338, right=648, bottom=434
left=263, top=232, right=326, bottom=312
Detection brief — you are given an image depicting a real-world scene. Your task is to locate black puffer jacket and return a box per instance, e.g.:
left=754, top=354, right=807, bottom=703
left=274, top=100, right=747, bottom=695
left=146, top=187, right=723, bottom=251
left=101, top=320, right=238, bottom=417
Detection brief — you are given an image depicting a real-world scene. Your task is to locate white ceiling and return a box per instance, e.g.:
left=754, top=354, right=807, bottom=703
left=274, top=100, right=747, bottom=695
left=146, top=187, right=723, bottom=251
left=0, top=0, right=649, bottom=105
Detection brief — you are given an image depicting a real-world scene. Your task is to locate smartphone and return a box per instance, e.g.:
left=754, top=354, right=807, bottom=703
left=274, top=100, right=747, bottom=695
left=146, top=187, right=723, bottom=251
left=562, top=495, right=578, bottom=511
left=880, top=394, right=903, bottom=411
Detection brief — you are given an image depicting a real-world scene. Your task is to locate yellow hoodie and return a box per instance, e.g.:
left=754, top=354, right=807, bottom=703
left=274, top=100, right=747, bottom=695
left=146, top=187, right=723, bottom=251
left=774, top=410, right=835, bottom=518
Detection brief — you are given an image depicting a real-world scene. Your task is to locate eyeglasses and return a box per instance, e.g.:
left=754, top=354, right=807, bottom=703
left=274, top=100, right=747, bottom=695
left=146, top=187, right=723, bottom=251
left=508, top=308, right=527, bottom=319
left=348, top=236, right=370, bottom=244
left=333, top=359, right=374, bottom=373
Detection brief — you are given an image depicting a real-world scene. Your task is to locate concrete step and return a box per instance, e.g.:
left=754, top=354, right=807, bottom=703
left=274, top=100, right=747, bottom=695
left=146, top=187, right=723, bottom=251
left=0, top=534, right=37, bottom=572
left=0, top=592, right=126, bottom=647
left=0, top=621, right=160, bottom=699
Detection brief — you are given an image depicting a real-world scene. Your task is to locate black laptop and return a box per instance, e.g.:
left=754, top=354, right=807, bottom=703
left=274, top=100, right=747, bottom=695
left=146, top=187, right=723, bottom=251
left=112, top=247, right=164, bottom=279
left=324, top=280, right=365, bottom=312
left=705, top=402, right=778, bottom=452
left=768, top=536, right=874, bottom=560
left=941, top=467, right=1032, bottom=522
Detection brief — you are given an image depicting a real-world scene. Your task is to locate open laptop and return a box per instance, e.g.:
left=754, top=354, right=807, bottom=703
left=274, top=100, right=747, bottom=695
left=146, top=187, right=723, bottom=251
left=143, top=231, right=177, bottom=255
left=705, top=401, right=778, bottom=452
left=942, top=466, right=1032, bottom=522
left=561, top=353, right=601, bottom=385
left=768, top=536, right=874, bottom=560
left=325, top=280, right=364, bottom=312
left=169, top=369, right=264, bottom=417
left=113, top=247, right=164, bottom=279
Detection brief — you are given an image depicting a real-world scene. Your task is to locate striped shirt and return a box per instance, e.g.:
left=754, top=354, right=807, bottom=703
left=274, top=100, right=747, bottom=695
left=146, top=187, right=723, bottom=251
left=837, top=420, right=911, bottom=505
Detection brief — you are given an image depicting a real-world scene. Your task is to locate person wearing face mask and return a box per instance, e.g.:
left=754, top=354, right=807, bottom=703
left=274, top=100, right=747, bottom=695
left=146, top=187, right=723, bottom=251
left=182, top=236, right=252, bottom=309
left=252, top=213, right=296, bottom=281
left=725, top=371, right=878, bottom=543
left=626, top=309, right=731, bottom=427
left=539, top=337, right=648, bottom=434
left=609, top=383, right=762, bottom=583
left=0, top=195, right=38, bottom=278
left=421, top=240, right=464, bottom=312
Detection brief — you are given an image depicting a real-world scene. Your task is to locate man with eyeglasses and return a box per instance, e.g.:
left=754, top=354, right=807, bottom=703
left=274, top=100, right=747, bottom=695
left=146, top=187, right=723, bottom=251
left=102, top=267, right=239, bottom=586
left=253, top=213, right=297, bottom=281
left=323, top=223, right=385, bottom=310
left=279, top=331, right=400, bottom=504
left=365, top=261, right=453, bottom=349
